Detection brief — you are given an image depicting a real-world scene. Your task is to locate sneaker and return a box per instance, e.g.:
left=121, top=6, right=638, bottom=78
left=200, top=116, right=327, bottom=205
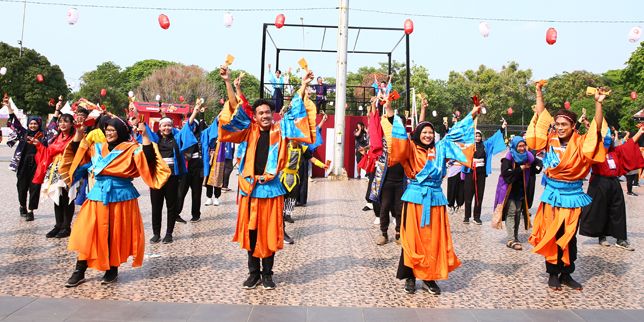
left=162, top=235, right=173, bottom=244
left=422, top=280, right=441, bottom=295
left=64, top=270, right=86, bottom=288
left=284, top=215, right=294, bottom=224
left=548, top=273, right=561, bottom=290
left=373, top=217, right=381, bottom=225
left=213, top=198, right=220, bottom=206
left=204, top=198, right=213, bottom=206
left=284, top=232, right=295, bottom=245
left=149, top=235, right=161, bottom=243
left=404, top=278, right=416, bottom=294
left=362, top=206, right=371, bottom=211
left=559, top=274, right=582, bottom=290
left=101, top=267, right=118, bottom=285
left=222, top=187, right=232, bottom=192
left=262, top=275, right=276, bottom=290
left=363, top=203, right=373, bottom=210
left=376, top=234, right=388, bottom=246
left=615, top=240, right=635, bottom=251
left=190, top=217, right=201, bottom=223
left=463, top=218, right=470, bottom=224
left=25, top=212, right=34, bottom=222
left=599, top=236, right=610, bottom=247
left=474, top=219, right=482, bottom=225
left=242, top=274, right=262, bottom=289
left=55, top=228, right=71, bottom=238
left=46, top=227, right=60, bottom=238
left=395, top=233, right=401, bottom=245
left=175, top=217, right=187, bottom=224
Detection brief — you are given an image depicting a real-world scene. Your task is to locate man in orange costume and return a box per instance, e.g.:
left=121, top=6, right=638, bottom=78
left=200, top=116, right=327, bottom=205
left=218, top=65, right=317, bottom=290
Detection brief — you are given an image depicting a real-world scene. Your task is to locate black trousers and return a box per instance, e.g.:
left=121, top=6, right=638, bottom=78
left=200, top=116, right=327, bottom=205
left=463, top=171, right=486, bottom=220
left=297, top=159, right=309, bottom=205
left=545, top=222, right=577, bottom=275
left=446, top=174, right=464, bottom=208
left=626, top=174, right=638, bottom=193
left=54, top=189, right=75, bottom=230
left=379, top=179, right=403, bottom=236
left=396, top=203, right=415, bottom=280
left=223, top=159, right=234, bottom=189
left=150, top=175, right=179, bottom=236
left=17, top=175, right=41, bottom=210
left=205, top=185, right=222, bottom=199
left=178, top=171, right=203, bottom=218
left=580, top=176, right=627, bottom=240
left=248, top=229, right=275, bottom=276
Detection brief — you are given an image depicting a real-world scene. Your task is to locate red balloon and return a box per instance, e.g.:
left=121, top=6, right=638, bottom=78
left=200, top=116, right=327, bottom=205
left=564, top=101, right=571, bottom=109
left=100, top=88, right=107, bottom=97
left=36, top=74, right=44, bottom=83
left=404, top=19, right=414, bottom=35
left=275, top=14, right=285, bottom=29
left=179, top=96, right=185, bottom=102
left=507, top=107, right=514, bottom=115
left=631, top=91, right=638, bottom=100
left=546, top=27, right=557, bottom=45
left=158, top=14, right=170, bottom=30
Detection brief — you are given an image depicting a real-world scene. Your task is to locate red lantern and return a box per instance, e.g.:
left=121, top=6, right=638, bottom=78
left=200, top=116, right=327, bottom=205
left=546, top=27, right=557, bottom=45
left=219, top=98, right=225, bottom=105
left=404, top=19, right=414, bottom=35
left=275, top=14, right=285, bottom=29
left=507, top=107, right=514, bottom=115
left=36, top=74, right=44, bottom=83
left=100, top=88, right=107, bottom=97
left=564, top=101, right=571, bottom=109
left=179, top=95, right=185, bottom=102
left=631, top=91, right=638, bottom=100
left=158, top=14, right=170, bottom=30
left=454, top=110, right=461, bottom=117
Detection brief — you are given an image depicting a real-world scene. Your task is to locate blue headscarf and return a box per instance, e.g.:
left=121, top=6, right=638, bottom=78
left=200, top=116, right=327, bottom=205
left=510, top=136, right=528, bottom=164
left=603, top=127, right=613, bottom=149
left=26, top=116, right=44, bottom=137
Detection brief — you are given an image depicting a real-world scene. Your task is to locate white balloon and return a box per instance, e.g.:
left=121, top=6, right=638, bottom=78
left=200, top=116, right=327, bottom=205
left=479, top=21, right=490, bottom=38
left=67, top=8, right=79, bottom=25
left=432, top=110, right=437, bottom=117
left=0, top=67, right=6, bottom=76
left=155, top=94, right=161, bottom=101
left=628, top=26, right=642, bottom=43
left=128, top=91, right=134, bottom=98
left=223, top=12, right=234, bottom=28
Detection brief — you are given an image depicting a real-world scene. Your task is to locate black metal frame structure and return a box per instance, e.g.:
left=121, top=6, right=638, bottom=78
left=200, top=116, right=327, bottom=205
left=260, top=23, right=411, bottom=111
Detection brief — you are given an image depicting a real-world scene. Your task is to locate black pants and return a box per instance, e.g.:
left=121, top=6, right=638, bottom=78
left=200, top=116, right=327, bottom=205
left=580, top=176, right=627, bottom=240
left=396, top=203, right=416, bottom=280
left=248, top=229, right=275, bottom=276
left=379, top=180, right=403, bottom=236
left=545, top=222, right=577, bottom=275
left=297, top=159, right=309, bottom=205
left=205, top=185, right=222, bottom=199
left=17, top=175, right=41, bottom=210
left=223, top=159, right=234, bottom=189
left=463, top=171, right=486, bottom=220
left=447, top=174, right=464, bottom=208
left=150, top=175, right=179, bottom=236
left=626, top=174, right=638, bottom=193
left=177, top=171, right=203, bottom=219
left=54, top=189, right=75, bottom=230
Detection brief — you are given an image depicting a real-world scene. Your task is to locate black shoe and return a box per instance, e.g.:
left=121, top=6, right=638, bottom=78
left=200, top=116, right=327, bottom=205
left=262, top=274, right=276, bottom=290
left=474, top=219, right=482, bottom=225
left=25, top=212, right=34, bottom=222
left=190, top=217, right=201, bottom=223
left=284, top=215, right=294, bottom=223
left=284, top=232, right=294, bottom=245
left=175, top=216, right=187, bottom=224
left=627, top=192, right=638, bottom=196
left=149, top=235, right=161, bottom=243
left=242, top=274, right=261, bottom=289
left=548, top=274, right=561, bottom=290
left=463, top=219, right=470, bottom=224
left=162, top=235, right=173, bottom=244
left=19, top=206, right=27, bottom=218
left=101, top=267, right=118, bottom=285
left=404, top=278, right=416, bottom=294
left=64, top=261, right=87, bottom=288
left=559, top=274, right=582, bottom=290
left=46, top=227, right=60, bottom=238
left=55, top=228, right=71, bottom=238
left=362, top=206, right=371, bottom=211
left=422, top=280, right=441, bottom=295
left=295, top=202, right=305, bottom=207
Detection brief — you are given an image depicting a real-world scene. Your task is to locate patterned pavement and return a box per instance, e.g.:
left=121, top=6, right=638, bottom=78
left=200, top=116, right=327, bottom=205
left=0, top=145, right=642, bottom=311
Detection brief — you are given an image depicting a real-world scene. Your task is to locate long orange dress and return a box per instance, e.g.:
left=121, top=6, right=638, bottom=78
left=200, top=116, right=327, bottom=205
left=218, top=93, right=316, bottom=258
left=390, top=115, right=476, bottom=281
left=61, top=140, right=170, bottom=270
left=526, top=109, right=605, bottom=268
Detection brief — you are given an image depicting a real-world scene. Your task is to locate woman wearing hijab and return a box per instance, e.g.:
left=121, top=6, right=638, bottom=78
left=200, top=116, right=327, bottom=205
left=4, top=95, right=46, bottom=222
left=391, top=99, right=480, bottom=295
left=62, top=117, right=170, bottom=287
left=491, top=136, right=542, bottom=250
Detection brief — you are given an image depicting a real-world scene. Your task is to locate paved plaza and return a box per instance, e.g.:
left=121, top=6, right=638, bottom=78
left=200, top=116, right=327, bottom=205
left=0, top=146, right=642, bottom=321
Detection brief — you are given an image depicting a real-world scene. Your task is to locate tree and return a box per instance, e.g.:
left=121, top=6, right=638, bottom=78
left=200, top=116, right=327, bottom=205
left=618, top=43, right=644, bottom=130
left=121, top=59, right=176, bottom=94
left=206, top=68, right=260, bottom=118
left=75, top=61, right=128, bottom=114
left=0, top=42, right=69, bottom=116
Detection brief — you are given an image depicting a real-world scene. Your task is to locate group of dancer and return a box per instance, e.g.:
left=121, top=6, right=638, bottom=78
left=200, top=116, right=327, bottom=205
left=3, top=60, right=643, bottom=294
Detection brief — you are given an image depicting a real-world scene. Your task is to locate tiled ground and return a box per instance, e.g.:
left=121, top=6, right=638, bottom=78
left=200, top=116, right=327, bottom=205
left=0, top=146, right=642, bottom=310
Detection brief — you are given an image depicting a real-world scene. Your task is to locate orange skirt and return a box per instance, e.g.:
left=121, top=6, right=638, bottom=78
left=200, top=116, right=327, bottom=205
left=233, top=195, right=284, bottom=258
left=400, top=203, right=460, bottom=281
left=68, top=199, right=145, bottom=271
left=528, top=202, right=580, bottom=266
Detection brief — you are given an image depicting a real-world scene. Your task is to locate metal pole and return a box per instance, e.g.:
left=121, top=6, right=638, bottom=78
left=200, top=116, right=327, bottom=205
left=19, top=0, right=27, bottom=57
left=333, top=0, right=349, bottom=177
left=260, top=24, right=268, bottom=99
left=405, top=34, right=411, bottom=111
left=388, top=53, right=392, bottom=76
left=275, top=49, right=280, bottom=73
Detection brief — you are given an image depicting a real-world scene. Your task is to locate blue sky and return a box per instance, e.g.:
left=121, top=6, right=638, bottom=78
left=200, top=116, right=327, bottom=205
left=1, top=0, right=643, bottom=90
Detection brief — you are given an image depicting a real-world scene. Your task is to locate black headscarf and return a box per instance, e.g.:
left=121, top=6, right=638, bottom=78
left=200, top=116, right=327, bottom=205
left=104, top=117, right=131, bottom=151
left=26, top=116, right=44, bottom=137
left=412, top=121, right=435, bottom=150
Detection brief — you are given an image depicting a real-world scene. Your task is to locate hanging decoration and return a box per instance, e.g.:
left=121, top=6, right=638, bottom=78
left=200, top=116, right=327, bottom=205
left=628, top=27, right=642, bottom=43
left=275, top=14, right=285, bottom=28
left=404, top=19, right=414, bottom=35
left=564, top=101, right=571, bottom=109
left=546, top=27, right=557, bottom=45
left=507, top=107, right=514, bottom=115
left=36, top=74, right=44, bottom=83
left=158, top=14, right=171, bottom=30
left=631, top=91, right=638, bottom=100
left=100, top=89, right=107, bottom=97
left=179, top=96, right=185, bottom=102
left=479, top=22, right=490, bottom=38
left=432, top=110, right=437, bottom=117
left=0, top=67, right=6, bottom=76
left=128, top=91, right=134, bottom=98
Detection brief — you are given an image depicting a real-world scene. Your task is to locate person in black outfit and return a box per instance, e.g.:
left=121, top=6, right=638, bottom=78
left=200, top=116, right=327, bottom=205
left=177, top=117, right=206, bottom=222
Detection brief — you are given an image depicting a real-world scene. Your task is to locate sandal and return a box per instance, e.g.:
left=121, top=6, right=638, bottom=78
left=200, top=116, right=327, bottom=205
left=506, top=240, right=523, bottom=250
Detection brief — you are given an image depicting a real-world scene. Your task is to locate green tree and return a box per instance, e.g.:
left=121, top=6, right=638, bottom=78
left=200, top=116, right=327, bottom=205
left=121, top=59, right=176, bottom=94
left=206, top=69, right=260, bottom=120
left=0, top=42, right=69, bottom=116
left=618, top=43, right=644, bottom=130
left=75, top=61, right=128, bottom=114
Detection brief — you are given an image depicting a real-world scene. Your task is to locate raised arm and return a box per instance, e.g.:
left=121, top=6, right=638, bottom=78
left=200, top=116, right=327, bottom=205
left=632, top=126, right=644, bottom=143
left=220, top=66, right=238, bottom=108
left=534, top=82, right=545, bottom=115
left=594, top=89, right=606, bottom=133
left=419, top=98, right=428, bottom=122
left=188, top=99, right=202, bottom=125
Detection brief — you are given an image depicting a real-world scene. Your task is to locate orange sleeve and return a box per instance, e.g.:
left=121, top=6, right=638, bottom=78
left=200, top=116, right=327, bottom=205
left=60, top=139, right=92, bottom=187
left=526, top=109, right=553, bottom=151
left=218, top=100, right=251, bottom=144
left=580, top=118, right=607, bottom=164
left=133, top=143, right=171, bottom=189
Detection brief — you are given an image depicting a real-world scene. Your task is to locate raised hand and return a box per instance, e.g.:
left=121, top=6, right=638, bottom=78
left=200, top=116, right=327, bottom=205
left=219, top=65, right=230, bottom=81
